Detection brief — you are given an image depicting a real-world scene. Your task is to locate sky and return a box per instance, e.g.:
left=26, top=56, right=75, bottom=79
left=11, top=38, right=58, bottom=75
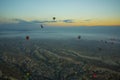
left=0, top=0, right=120, bottom=27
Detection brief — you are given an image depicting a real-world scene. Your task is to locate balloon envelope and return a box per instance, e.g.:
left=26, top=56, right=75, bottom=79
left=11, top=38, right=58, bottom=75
left=53, top=17, right=56, bottom=20
left=41, top=25, right=43, bottom=28
left=78, top=35, right=81, bottom=39
left=26, top=36, right=29, bottom=40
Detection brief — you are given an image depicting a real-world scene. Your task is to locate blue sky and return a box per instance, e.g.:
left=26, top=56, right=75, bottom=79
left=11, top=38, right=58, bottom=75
left=0, top=0, right=120, bottom=26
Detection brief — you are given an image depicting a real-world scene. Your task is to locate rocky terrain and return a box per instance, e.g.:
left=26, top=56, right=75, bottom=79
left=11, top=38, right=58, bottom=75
left=0, top=38, right=120, bottom=80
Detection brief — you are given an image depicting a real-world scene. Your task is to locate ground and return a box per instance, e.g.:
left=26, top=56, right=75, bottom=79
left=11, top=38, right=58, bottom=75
left=0, top=38, right=120, bottom=80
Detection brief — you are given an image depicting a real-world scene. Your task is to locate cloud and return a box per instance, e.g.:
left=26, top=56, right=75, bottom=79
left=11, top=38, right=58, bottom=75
left=13, top=19, right=75, bottom=24
left=79, top=19, right=92, bottom=23
left=63, top=19, right=74, bottom=23
left=13, top=19, right=57, bottom=24
left=30, top=20, right=41, bottom=23
left=0, top=19, right=41, bottom=31
left=83, top=19, right=92, bottom=22
left=31, top=20, right=57, bottom=23
left=14, top=19, right=29, bottom=24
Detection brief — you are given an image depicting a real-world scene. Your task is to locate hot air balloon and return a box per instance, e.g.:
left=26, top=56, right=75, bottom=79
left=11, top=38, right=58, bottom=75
left=53, top=17, right=56, bottom=20
left=78, top=35, right=81, bottom=39
left=98, top=47, right=102, bottom=51
left=105, top=41, right=107, bottom=44
left=40, top=24, right=43, bottom=28
left=26, top=36, right=30, bottom=40
left=93, top=73, right=97, bottom=78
